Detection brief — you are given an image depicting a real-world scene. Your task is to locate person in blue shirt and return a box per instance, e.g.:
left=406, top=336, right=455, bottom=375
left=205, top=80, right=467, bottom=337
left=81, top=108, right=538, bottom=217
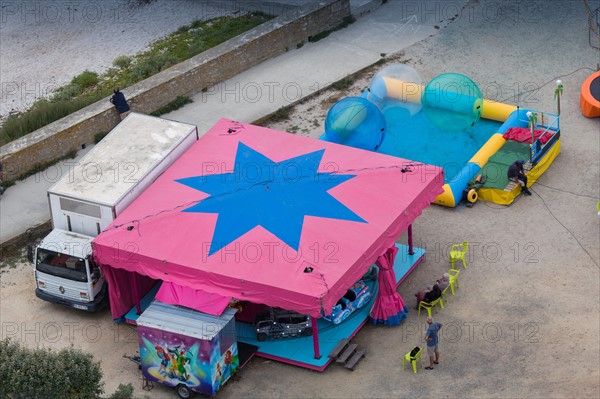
left=424, top=317, right=442, bottom=370
left=110, top=88, right=131, bottom=120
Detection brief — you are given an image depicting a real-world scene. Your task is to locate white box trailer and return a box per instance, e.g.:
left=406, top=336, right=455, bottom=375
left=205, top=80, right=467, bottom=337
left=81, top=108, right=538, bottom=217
left=32, top=113, right=198, bottom=311
left=48, top=113, right=198, bottom=236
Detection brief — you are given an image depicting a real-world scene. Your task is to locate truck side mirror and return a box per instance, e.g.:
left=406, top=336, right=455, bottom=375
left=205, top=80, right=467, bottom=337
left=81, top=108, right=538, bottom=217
left=26, top=245, right=34, bottom=263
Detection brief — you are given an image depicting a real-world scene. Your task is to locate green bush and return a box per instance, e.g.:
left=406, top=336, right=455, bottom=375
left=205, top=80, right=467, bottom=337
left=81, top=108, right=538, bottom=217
left=309, top=15, right=355, bottom=43
left=0, top=95, right=102, bottom=145
left=51, top=84, right=83, bottom=102
left=150, top=96, right=193, bottom=117
left=0, top=338, right=104, bottom=399
left=130, top=54, right=180, bottom=81
left=1, top=13, right=273, bottom=146
left=331, top=76, right=355, bottom=91
left=113, top=56, right=132, bottom=69
left=94, top=131, right=109, bottom=144
left=107, top=384, right=135, bottom=399
left=71, top=70, right=99, bottom=89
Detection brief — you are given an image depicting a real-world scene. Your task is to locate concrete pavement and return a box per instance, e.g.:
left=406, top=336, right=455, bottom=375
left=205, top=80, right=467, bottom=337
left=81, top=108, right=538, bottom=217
left=0, top=147, right=93, bottom=244
left=0, top=0, right=453, bottom=245
left=166, top=1, right=441, bottom=133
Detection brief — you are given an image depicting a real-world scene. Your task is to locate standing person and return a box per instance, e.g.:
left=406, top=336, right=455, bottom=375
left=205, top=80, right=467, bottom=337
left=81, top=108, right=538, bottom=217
left=110, top=88, right=131, bottom=120
left=507, top=159, right=531, bottom=195
left=424, top=317, right=442, bottom=370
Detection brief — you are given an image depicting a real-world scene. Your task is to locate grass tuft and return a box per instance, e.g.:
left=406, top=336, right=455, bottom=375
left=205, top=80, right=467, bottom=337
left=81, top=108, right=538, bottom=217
left=150, top=96, right=193, bottom=117
left=0, top=12, right=273, bottom=147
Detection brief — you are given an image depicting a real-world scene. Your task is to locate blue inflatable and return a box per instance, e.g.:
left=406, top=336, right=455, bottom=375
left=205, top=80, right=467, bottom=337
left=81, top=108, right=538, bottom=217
left=422, top=73, right=483, bottom=131
left=324, top=97, right=386, bottom=151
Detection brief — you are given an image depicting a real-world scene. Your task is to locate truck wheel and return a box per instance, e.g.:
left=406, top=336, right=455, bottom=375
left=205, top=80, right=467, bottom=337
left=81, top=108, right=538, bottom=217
left=302, top=328, right=313, bottom=337
left=257, top=333, right=268, bottom=341
left=176, top=384, right=192, bottom=399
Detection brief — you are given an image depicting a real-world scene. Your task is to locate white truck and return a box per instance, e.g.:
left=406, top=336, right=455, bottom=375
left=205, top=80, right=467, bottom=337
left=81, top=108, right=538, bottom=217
left=29, top=113, right=198, bottom=311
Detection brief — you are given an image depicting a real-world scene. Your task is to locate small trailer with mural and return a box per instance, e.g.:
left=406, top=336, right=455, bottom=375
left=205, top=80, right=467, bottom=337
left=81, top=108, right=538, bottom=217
left=136, top=302, right=239, bottom=398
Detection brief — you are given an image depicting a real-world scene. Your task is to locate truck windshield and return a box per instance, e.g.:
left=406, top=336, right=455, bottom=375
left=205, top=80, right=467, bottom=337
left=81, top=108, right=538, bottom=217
left=36, top=249, right=88, bottom=282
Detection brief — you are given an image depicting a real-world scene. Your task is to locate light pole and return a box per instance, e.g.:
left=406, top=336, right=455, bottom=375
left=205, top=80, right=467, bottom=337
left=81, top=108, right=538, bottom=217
left=526, top=111, right=538, bottom=163
left=554, top=79, right=563, bottom=116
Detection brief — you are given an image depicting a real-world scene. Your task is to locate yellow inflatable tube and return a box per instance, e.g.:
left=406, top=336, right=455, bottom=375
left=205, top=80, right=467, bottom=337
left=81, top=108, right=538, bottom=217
left=469, top=133, right=507, bottom=167
left=378, top=77, right=520, bottom=207
left=432, top=133, right=507, bottom=207
left=380, top=77, right=517, bottom=122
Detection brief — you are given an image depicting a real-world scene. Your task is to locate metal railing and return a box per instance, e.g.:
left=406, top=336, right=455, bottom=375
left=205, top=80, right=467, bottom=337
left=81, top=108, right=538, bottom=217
left=517, top=110, right=560, bottom=165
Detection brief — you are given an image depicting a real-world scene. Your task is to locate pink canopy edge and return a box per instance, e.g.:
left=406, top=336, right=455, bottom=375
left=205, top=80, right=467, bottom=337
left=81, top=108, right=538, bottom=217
left=155, top=282, right=231, bottom=316
left=93, top=118, right=444, bottom=318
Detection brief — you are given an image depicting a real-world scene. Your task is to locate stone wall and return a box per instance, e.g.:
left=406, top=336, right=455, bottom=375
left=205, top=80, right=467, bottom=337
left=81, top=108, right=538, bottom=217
left=0, top=0, right=350, bottom=181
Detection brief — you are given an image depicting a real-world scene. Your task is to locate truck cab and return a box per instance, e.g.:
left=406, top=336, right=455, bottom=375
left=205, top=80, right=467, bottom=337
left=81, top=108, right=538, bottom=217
left=33, top=229, right=107, bottom=311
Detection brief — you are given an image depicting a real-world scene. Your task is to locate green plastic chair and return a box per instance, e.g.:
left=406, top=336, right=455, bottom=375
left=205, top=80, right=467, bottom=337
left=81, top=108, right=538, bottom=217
left=450, top=241, right=468, bottom=269
left=441, top=285, right=450, bottom=301
left=448, top=269, right=460, bottom=295
left=402, top=347, right=424, bottom=374
left=418, top=296, right=444, bottom=317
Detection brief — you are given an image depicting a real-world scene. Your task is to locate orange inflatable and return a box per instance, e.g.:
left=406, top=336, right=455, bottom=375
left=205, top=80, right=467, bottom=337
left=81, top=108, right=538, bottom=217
left=580, top=70, right=600, bottom=118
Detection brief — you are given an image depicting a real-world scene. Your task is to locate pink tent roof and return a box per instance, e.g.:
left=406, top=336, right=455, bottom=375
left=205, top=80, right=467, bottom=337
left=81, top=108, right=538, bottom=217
left=93, top=119, right=444, bottom=318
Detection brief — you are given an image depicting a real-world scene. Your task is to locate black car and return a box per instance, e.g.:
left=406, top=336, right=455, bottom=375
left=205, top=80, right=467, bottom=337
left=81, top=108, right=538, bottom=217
left=254, top=308, right=312, bottom=341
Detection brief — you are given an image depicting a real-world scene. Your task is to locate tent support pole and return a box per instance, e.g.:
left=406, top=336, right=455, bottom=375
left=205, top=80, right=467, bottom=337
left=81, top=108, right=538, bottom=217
left=133, top=274, right=142, bottom=315
left=311, top=317, right=321, bottom=359
left=408, top=224, right=414, bottom=255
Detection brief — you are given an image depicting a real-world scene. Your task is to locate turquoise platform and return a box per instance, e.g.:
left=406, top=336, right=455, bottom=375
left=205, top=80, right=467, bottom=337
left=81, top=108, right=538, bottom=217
left=235, top=243, right=425, bottom=371
left=123, top=283, right=161, bottom=324
left=124, top=244, right=425, bottom=370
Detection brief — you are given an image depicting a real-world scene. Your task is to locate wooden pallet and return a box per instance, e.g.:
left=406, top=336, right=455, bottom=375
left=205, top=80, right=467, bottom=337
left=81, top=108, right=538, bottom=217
left=328, top=339, right=366, bottom=371
left=329, top=338, right=350, bottom=359
left=336, top=344, right=358, bottom=364
left=344, top=349, right=366, bottom=371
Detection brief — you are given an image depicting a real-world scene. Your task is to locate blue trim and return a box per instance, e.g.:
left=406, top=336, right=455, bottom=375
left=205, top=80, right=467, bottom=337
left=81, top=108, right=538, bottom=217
left=123, top=283, right=162, bottom=323
left=371, top=306, right=409, bottom=326
left=235, top=243, right=425, bottom=369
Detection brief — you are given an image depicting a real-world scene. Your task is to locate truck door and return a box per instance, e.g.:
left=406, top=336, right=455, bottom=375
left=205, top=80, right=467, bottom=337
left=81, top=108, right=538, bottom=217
left=63, top=213, right=101, bottom=237
left=57, top=197, right=103, bottom=236
left=88, top=258, right=106, bottom=299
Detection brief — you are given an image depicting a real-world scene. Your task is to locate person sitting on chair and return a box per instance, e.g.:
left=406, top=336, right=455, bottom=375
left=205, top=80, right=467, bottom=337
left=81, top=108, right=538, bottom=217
left=423, top=284, right=442, bottom=304
left=507, top=159, right=531, bottom=196
left=436, top=273, right=450, bottom=290
left=415, top=286, right=431, bottom=309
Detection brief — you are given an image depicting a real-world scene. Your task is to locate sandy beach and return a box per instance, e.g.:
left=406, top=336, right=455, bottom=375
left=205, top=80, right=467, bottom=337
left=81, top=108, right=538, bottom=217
left=0, top=0, right=252, bottom=119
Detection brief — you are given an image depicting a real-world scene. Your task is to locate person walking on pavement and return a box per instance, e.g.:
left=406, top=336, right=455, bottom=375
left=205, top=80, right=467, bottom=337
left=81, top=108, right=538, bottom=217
left=424, top=317, right=442, bottom=370
left=110, top=88, right=131, bottom=120
left=507, top=159, right=531, bottom=196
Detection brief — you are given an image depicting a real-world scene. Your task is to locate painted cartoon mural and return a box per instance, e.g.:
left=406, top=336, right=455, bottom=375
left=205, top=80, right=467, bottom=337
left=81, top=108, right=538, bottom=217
left=138, top=325, right=239, bottom=395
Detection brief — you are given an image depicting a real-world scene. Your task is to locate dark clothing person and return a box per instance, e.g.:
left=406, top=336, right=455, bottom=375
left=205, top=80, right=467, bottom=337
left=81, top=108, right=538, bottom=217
left=423, top=284, right=441, bottom=303
left=507, top=159, right=531, bottom=195
left=110, top=89, right=130, bottom=119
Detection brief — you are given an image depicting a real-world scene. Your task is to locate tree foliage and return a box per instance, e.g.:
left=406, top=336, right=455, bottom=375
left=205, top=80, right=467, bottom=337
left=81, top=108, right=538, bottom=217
left=0, top=338, right=104, bottom=399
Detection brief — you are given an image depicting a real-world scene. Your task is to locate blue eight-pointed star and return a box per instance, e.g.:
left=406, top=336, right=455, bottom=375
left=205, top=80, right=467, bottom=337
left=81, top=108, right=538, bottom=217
left=176, top=142, right=366, bottom=255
